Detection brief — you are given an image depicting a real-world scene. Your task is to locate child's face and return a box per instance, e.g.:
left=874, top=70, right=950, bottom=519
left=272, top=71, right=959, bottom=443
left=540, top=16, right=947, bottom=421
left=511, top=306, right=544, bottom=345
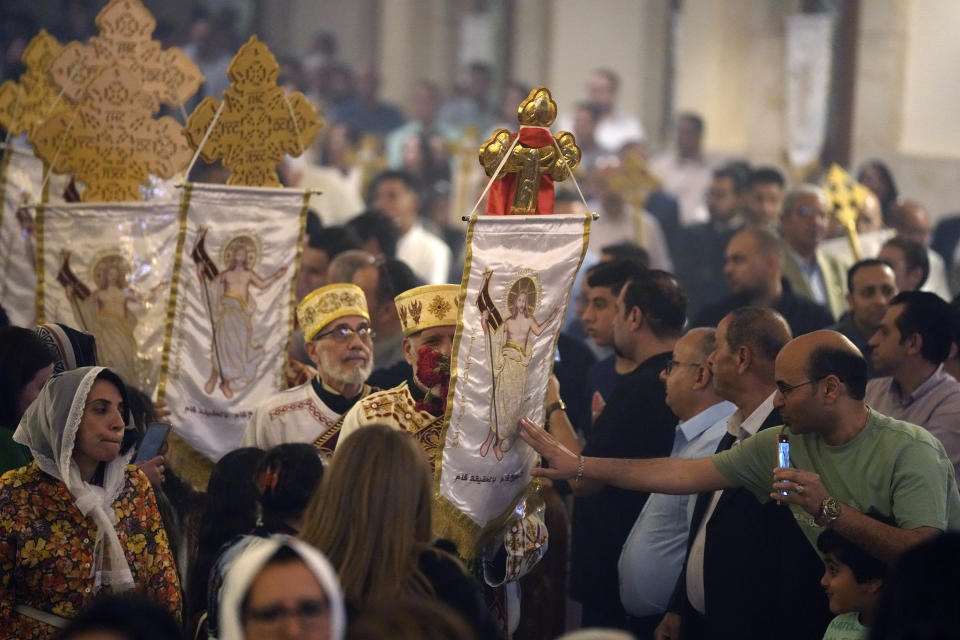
left=821, top=552, right=866, bottom=614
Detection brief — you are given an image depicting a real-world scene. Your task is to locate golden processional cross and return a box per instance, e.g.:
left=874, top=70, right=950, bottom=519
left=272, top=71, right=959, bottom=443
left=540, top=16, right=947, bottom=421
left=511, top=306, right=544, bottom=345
left=823, top=163, right=864, bottom=261
left=478, top=87, right=580, bottom=215
left=184, top=36, right=322, bottom=187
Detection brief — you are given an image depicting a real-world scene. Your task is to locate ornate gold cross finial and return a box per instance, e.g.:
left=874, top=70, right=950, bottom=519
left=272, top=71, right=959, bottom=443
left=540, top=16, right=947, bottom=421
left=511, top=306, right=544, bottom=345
left=49, top=0, right=203, bottom=112
left=823, top=163, right=865, bottom=261
left=184, top=36, right=322, bottom=187
left=478, top=87, right=580, bottom=215
left=0, top=30, right=72, bottom=136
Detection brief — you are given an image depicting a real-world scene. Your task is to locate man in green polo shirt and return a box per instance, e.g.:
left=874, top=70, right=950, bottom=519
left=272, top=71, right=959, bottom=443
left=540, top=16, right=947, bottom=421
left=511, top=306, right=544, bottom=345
left=521, top=330, right=960, bottom=563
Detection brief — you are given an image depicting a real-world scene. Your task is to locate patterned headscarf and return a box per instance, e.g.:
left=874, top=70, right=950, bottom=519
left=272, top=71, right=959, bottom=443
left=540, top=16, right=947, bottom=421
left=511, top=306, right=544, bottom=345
left=13, top=366, right=136, bottom=591
left=34, top=323, right=98, bottom=374
left=215, top=535, right=346, bottom=640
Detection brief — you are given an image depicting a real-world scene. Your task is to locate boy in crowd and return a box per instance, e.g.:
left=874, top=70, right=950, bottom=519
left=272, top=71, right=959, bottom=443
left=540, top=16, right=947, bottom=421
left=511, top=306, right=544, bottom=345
left=817, top=528, right=886, bottom=640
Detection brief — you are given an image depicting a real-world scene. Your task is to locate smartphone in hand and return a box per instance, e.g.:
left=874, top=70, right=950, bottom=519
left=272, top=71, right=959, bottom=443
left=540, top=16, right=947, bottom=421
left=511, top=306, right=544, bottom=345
left=135, top=422, right=171, bottom=464
left=777, top=433, right=790, bottom=498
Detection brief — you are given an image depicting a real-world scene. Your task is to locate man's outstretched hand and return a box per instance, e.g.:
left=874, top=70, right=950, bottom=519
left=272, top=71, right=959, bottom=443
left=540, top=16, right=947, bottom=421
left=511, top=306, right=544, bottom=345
left=519, top=418, right=579, bottom=480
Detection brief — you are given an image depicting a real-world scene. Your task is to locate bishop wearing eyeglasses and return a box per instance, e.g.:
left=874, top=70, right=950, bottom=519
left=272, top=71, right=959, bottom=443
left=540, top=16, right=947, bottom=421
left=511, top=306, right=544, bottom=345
left=241, top=283, right=377, bottom=454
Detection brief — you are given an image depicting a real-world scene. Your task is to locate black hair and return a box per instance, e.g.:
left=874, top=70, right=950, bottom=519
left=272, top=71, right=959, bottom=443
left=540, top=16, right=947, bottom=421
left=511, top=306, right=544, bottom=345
left=747, top=166, right=785, bottom=189
left=806, top=346, right=868, bottom=400
left=585, top=259, right=646, bottom=296
left=58, top=592, right=182, bottom=640
left=306, top=209, right=324, bottom=238
left=889, top=291, right=953, bottom=365
left=599, top=242, right=650, bottom=269
left=0, top=303, right=8, bottom=327
left=0, top=326, right=56, bottom=426
left=713, top=164, right=748, bottom=193
left=846, top=258, right=894, bottom=293
left=621, top=270, right=687, bottom=338
left=121, top=386, right=157, bottom=455
left=380, top=258, right=424, bottom=304
left=593, top=67, right=621, bottom=92
left=882, top=236, right=930, bottom=289
left=368, top=169, right=421, bottom=204
left=817, top=526, right=888, bottom=584
left=868, top=531, right=960, bottom=640
left=306, top=224, right=363, bottom=258
left=188, top=447, right=266, bottom=626
left=348, top=209, right=401, bottom=259
left=678, top=112, right=704, bottom=134
left=256, top=443, right=324, bottom=524
left=724, top=307, right=792, bottom=362
left=856, top=159, right=899, bottom=212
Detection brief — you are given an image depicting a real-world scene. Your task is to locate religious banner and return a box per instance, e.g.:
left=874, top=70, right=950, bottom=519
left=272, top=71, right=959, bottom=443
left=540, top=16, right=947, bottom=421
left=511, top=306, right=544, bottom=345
left=785, top=13, right=834, bottom=170
left=158, top=183, right=307, bottom=461
left=36, top=197, right=180, bottom=391
left=0, top=145, right=46, bottom=326
left=435, top=213, right=590, bottom=563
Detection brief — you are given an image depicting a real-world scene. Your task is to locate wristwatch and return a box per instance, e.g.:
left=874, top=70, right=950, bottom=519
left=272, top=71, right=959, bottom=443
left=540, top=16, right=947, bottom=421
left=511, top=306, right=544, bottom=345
left=544, top=400, right=566, bottom=420
left=814, top=496, right=842, bottom=527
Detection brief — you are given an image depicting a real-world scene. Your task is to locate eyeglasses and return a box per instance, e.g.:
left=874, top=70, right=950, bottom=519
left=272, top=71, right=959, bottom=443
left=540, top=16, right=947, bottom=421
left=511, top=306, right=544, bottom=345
left=775, top=376, right=825, bottom=396
left=314, top=323, right=376, bottom=343
left=244, top=598, right=330, bottom=630
left=663, top=360, right=702, bottom=375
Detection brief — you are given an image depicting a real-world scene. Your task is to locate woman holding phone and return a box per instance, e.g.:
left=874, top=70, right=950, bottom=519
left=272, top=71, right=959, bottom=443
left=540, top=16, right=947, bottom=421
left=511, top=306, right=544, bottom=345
left=0, top=366, right=181, bottom=639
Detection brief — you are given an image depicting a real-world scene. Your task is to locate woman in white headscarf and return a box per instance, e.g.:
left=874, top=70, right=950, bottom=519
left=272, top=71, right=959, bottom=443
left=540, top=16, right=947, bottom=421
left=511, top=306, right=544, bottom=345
left=215, top=535, right=345, bottom=640
left=0, top=366, right=181, bottom=640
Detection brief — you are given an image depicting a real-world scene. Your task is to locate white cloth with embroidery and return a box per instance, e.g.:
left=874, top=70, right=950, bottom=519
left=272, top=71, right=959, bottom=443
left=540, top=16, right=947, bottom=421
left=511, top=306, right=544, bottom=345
left=241, top=381, right=342, bottom=449
left=0, top=145, right=45, bottom=326
left=786, top=13, right=833, bottom=168
left=38, top=199, right=180, bottom=391
left=161, top=183, right=305, bottom=461
left=438, top=213, right=589, bottom=550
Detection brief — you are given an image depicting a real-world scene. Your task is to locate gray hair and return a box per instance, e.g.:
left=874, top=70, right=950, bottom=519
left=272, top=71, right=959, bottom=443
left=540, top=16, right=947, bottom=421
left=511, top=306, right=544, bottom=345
left=783, top=183, right=829, bottom=216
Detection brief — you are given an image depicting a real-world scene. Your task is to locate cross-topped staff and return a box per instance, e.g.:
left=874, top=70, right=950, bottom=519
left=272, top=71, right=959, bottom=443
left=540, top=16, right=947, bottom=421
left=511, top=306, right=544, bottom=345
left=478, top=87, right=580, bottom=215
left=604, top=148, right=661, bottom=248
left=823, top=163, right=865, bottom=261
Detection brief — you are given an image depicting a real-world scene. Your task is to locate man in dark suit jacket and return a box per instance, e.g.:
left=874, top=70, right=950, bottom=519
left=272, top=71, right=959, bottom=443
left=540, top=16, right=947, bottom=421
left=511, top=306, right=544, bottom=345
left=692, top=226, right=834, bottom=336
left=661, top=307, right=831, bottom=639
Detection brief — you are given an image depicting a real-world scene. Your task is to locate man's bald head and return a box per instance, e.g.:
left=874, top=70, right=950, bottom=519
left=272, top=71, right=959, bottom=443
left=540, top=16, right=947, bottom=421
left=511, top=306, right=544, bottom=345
left=685, top=326, right=717, bottom=363
left=889, top=199, right=932, bottom=246
left=777, top=330, right=868, bottom=400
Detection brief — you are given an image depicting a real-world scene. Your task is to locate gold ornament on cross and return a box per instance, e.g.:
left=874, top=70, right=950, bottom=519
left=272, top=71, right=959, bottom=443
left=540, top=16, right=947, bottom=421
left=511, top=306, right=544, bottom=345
left=27, top=0, right=201, bottom=201
left=823, top=163, right=865, bottom=261
left=478, top=87, right=580, bottom=215
left=603, top=146, right=661, bottom=247
left=0, top=30, right=72, bottom=136
left=184, top=36, right=322, bottom=187
left=30, top=62, right=193, bottom=202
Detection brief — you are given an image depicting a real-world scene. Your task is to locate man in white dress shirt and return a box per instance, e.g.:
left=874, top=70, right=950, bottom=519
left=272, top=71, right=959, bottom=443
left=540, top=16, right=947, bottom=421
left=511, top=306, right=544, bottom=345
left=371, top=170, right=451, bottom=284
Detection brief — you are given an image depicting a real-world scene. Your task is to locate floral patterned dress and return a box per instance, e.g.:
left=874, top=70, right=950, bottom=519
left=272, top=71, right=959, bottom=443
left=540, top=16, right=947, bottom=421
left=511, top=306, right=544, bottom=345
left=0, top=462, right=182, bottom=639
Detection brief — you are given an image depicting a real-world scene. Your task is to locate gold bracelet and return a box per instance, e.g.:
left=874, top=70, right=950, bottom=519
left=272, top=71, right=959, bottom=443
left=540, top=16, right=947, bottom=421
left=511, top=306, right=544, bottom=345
left=575, top=454, right=584, bottom=484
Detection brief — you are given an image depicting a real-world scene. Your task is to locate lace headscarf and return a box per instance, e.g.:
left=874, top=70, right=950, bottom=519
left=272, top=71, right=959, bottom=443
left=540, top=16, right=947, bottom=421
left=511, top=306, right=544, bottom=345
left=215, top=535, right=346, bottom=640
left=13, top=366, right=136, bottom=591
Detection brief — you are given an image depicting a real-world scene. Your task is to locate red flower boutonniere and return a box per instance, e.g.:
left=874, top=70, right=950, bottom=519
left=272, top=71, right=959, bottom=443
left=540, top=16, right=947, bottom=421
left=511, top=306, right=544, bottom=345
left=415, top=345, right=450, bottom=415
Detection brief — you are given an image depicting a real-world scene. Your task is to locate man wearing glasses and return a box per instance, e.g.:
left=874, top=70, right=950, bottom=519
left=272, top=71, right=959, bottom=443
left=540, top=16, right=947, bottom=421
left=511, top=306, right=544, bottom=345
left=242, top=283, right=376, bottom=452
left=523, top=330, right=960, bottom=637
left=779, top=184, right=849, bottom=320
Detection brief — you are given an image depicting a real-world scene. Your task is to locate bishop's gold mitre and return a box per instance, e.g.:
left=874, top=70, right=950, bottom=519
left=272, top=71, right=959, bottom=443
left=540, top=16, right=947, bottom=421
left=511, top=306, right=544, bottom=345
left=395, top=284, right=459, bottom=337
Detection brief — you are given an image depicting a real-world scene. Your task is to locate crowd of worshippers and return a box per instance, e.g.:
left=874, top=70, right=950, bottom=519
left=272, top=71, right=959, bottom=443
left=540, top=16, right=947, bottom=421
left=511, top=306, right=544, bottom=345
left=3, top=213, right=960, bottom=640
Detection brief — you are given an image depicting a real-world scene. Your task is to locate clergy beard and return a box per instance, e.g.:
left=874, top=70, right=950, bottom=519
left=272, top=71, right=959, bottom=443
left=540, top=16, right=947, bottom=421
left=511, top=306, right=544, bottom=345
left=317, top=348, right=373, bottom=389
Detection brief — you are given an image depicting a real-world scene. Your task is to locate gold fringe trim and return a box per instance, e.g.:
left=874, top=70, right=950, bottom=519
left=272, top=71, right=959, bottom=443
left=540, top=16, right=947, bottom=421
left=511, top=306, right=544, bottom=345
left=33, top=163, right=49, bottom=324
left=432, top=213, right=592, bottom=563
left=165, top=430, right=214, bottom=492
left=155, top=183, right=192, bottom=403
left=282, top=191, right=310, bottom=388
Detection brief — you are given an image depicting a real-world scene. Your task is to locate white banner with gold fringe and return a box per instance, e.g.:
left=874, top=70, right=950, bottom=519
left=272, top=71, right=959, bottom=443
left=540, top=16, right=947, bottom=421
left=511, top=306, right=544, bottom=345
left=158, top=183, right=307, bottom=461
left=436, top=212, right=590, bottom=563
left=0, top=145, right=46, bottom=327
left=36, top=197, right=180, bottom=391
